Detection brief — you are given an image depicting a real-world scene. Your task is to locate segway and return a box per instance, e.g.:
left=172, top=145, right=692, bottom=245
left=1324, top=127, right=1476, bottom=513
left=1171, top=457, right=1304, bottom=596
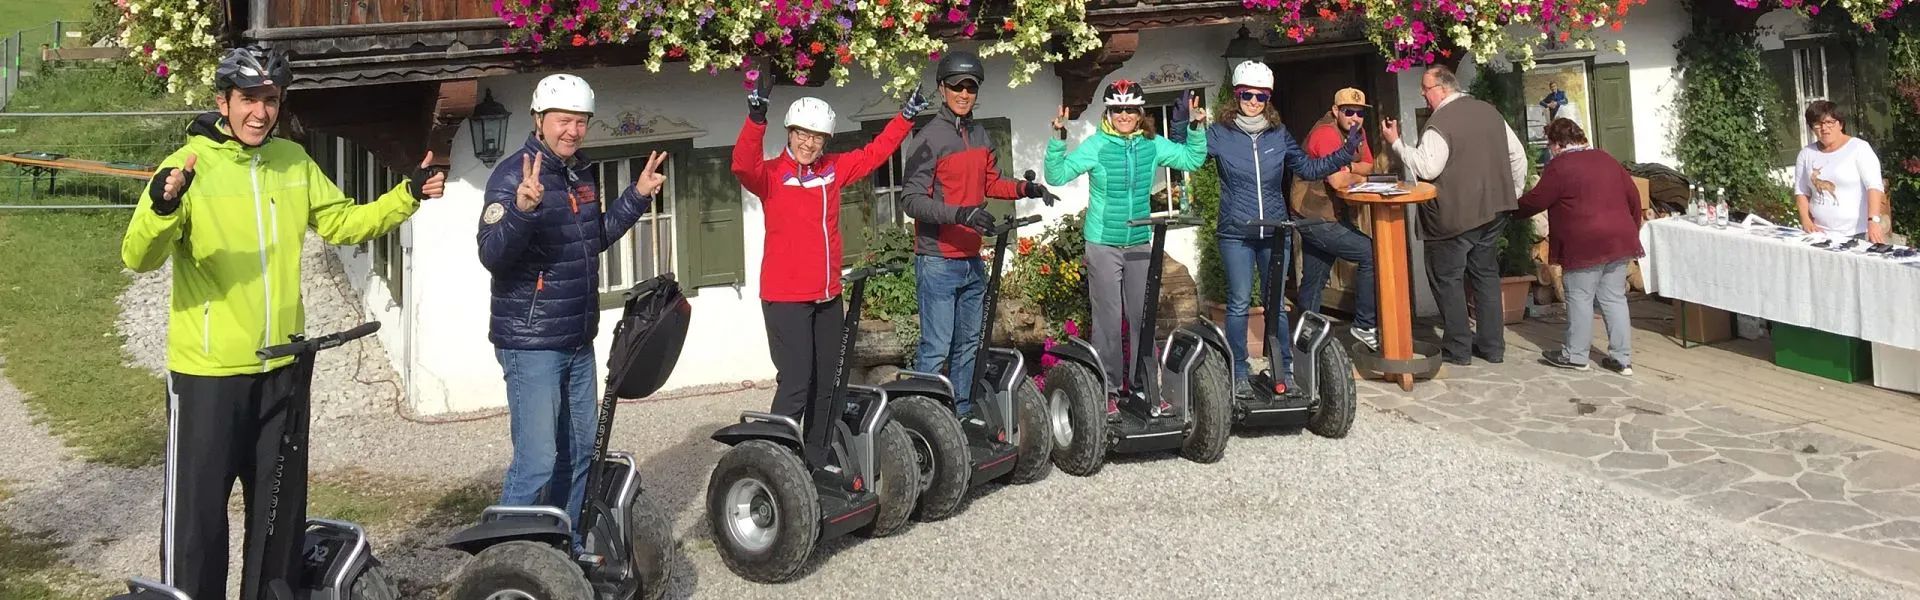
left=442, top=274, right=691, bottom=600
left=1233, top=218, right=1357, bottom=437
left=106, top=578, right=189, bottom=600
left=1041, top=213, right=1234, bottom=477
left=705, top=262, right=923, bottom=583
left=882, top=173, right=1055, bottom=521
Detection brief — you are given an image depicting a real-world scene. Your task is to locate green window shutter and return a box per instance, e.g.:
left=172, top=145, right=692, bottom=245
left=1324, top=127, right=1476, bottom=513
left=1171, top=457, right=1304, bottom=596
left=1591, top=62, right=1637, bottom=163
left=979, top=116, right=1016, bottom=219
left=827, top=131, right=879, bottom=261
left=1762, top=47, right=1802, bottom=168
left=1849, top=41, right=1894, bottom=145
left=677, top=145, right=746, bottom=290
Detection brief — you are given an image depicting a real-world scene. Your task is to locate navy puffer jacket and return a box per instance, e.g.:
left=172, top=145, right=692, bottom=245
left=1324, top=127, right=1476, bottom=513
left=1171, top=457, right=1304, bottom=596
left=477, top=134, right=651, bottom=350
left=1203, top=121, right=1354, bottom=240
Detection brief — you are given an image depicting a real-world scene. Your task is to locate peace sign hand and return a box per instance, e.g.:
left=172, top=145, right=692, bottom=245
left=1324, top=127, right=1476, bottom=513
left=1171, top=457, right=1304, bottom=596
left=1052, top=106, right=1069, bottom=139
left=516, top=154, right=545, bottom=212
left=633, top=151, right=668, bottom=198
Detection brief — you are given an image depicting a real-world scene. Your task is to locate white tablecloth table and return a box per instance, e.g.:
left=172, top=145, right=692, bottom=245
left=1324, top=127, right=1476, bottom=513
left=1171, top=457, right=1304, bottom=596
left=1640, top=217, right=1920, bottom=352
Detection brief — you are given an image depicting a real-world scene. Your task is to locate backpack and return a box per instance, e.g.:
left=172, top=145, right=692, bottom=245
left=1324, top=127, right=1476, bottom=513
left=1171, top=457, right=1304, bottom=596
left=605, top=272, right=693, bottom=399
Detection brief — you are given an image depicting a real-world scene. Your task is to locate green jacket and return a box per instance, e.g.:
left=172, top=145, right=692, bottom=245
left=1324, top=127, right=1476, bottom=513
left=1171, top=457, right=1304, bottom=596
left=1044, top=121, right=1207, bottom=246
left=122, top=113, right=420, bottom=377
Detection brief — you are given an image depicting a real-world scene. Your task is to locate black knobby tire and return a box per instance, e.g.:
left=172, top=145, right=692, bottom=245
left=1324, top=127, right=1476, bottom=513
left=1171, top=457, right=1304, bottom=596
left=624, top=490, right=671, bottom=600
left=1044, top=361, right=1107, bottom=477
left=345, top=560, right=400, bottom=600
left=856, top=420, right=921, bottom=537
left=1180, top=346, right=1232, bottom=463
left=442, top=540, right=592, bottom=600
left=706, top=440, right=820, bottom=584
left=1307, top=340, right=1358, bottom=439
left=1006, top=376, right=1054, bottom=484
left=889, top=395, right=970, bottom=522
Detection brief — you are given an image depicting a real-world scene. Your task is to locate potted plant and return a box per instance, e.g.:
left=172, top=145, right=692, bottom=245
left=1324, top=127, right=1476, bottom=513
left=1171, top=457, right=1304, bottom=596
left=1496, top=216, right=1539, bottom=324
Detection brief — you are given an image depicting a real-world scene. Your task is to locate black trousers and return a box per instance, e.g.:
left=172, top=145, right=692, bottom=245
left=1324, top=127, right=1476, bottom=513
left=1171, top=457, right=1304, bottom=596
left=1424, top=213, right=1509, bottom=362
left=163, top=368, right=306, bottom=600
left=762, top=298, right=845, bottom=421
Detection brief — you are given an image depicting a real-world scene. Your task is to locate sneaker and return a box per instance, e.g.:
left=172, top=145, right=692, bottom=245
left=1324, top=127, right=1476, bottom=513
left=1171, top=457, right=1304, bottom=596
left=1352, top=327, right=1380, bottom=352
left=1106, top=395, right=1120, bottom=416
left=1540, top=350, right=1590, bottom=371
left=1600, top=357, right=1634, bottom=376
left=1152, top=399, right=1175, bottom=417
left=1233, top=379, right=1254, bottom=400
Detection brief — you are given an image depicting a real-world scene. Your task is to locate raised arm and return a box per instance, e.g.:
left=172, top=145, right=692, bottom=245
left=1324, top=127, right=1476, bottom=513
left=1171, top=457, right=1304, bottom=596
left=309, top=151, right=428, bottom=245
left=121, top=148, right=197, bottom=272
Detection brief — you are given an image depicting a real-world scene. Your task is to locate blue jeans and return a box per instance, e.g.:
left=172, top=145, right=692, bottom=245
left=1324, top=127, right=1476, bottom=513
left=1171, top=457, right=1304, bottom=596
left=1297, top=220, right=1379, bottom=330
left=915, top=255, right=986, bottom=415
left=495, top=345, right=598, bottom=532
left=1220, top=235, right=1291, bottom=381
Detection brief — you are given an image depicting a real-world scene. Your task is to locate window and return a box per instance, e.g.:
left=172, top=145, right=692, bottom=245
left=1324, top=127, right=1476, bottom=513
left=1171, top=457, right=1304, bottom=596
left=1764, top=38, right=1847, bottom=166
left=301, top=133, right=403, bottom=303
left=1790, top=45, right=1830, bottom=148
left=859, top=115, right=1017, bottom=235
left=1143, top=89, right=1207, bottom=209
left=587, top=145, right=681, bottom=303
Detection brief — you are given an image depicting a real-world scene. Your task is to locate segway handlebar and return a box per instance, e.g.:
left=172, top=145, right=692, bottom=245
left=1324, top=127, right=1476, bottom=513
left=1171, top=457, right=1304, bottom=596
left=846, top=260, right=909, bottom=284
left=987, top=214, right=1043, bottom=237
left=1127, top=214, right=1207, bottom=228
left=256, top=322, right=382, bottom=360
left=1245, top=218, right=1300, bottom=229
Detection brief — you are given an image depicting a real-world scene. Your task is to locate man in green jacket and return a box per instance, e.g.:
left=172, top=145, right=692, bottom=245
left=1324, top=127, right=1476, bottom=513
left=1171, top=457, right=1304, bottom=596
left=120, top=45, right=443, bottom=600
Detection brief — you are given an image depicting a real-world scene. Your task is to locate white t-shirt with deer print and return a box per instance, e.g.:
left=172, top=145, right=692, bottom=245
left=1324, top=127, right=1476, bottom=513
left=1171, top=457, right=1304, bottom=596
left=1794, top=137, right=1883, bottom=236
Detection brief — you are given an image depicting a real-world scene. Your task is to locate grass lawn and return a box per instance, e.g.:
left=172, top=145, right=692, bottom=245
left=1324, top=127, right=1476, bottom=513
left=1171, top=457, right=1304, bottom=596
left=0, top=0, right=94, bottom=51
left=308, top=470, right=498, bottom=532
left=0, top=65, right=187, bottom=467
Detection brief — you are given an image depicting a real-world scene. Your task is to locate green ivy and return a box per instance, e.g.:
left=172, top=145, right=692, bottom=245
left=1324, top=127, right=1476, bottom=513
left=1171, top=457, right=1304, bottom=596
left=1672, top=3, right=1797, bottom=224
left=1871, top=11, right=1920, bottom=238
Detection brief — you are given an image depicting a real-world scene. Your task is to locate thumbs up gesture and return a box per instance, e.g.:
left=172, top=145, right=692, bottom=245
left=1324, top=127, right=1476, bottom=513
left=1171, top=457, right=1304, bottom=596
left=409, top=151, right=448, bottom=200
left=162, top=153, right=197, bottom=201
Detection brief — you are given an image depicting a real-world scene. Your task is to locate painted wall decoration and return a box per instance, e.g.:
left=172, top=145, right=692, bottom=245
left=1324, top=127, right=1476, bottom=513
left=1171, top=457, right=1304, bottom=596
left=1523, top=60, right=1592, bottom=146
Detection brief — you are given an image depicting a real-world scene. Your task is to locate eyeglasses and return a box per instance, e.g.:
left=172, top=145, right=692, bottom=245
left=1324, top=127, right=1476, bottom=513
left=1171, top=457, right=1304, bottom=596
left=1237, top=91, right=1270, bottom=102
left=790, top=129, right=828, bottom=145
left=1810, top=119, right=1842, bottom=130
left=944, top=82, right=979, bottom=94
left=1341, top=108, right=1365, bottom=117
left=1110, top=107, right=1143, bottom=115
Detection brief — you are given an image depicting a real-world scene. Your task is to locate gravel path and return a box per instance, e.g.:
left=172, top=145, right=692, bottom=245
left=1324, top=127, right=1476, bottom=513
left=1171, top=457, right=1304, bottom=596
left=0, top=237, right=1910, bottom=598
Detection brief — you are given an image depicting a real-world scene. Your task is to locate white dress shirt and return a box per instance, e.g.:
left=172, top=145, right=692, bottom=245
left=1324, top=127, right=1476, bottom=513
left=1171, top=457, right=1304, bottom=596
left=1392, top=92, right=1530, bottom=197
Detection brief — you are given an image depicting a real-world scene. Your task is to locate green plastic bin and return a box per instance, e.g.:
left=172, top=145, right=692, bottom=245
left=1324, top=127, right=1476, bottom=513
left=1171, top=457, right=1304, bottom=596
left=1771, top=322, right=1873, bottom=383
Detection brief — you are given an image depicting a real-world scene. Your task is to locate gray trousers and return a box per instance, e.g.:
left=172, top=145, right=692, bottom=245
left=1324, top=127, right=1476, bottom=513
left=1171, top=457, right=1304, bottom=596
left=1562, top=259, right=1632, bottom=366
left=1086, top=242, right=1150, bottom=394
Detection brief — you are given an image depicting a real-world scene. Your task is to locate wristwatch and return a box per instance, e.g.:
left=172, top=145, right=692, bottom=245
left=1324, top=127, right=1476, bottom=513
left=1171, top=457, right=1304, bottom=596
left=1870, top=215, right=1886, bottom=225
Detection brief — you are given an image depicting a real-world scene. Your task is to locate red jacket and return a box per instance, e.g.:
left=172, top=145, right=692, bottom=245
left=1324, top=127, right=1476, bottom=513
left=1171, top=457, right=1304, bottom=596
left=1513, top=147, right=1646, bottom=271
left=732, top=115, right=913, bottom=302
left=900, top=105, right=1027, bottom=258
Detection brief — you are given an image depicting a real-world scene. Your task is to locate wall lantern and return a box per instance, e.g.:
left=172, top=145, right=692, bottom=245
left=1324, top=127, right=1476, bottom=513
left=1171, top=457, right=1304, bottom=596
left=469, top=90, right=512, bottom=167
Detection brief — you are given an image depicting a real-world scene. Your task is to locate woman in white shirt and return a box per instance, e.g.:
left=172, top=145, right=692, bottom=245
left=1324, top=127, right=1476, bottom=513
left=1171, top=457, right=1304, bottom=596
left=1793, top=100, right=1891, bottom=243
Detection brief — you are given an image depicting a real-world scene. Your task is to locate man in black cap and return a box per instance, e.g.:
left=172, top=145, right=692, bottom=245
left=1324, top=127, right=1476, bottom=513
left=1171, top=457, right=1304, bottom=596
left=900, top=49, right=1047, bottom=418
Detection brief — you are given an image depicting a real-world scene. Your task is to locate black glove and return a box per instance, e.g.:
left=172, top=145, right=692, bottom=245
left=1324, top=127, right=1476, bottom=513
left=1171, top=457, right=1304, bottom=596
left=901, top=86, right=930, bottom=120
left=409, top=164, right=446, bottom=200
left=1170, top=89, right=1193, bottom=129
left=956, top=205, right=996, bottom=233
left=1023, top=181, right=1047, bottom=199
left=146, top=167, right=193, bottom=216
left=747, top=61, right=774, bottom=125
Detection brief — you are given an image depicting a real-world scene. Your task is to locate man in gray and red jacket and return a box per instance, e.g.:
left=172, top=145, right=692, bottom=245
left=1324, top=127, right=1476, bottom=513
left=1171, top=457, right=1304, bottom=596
left=900, top=50, right=1047, bottom=418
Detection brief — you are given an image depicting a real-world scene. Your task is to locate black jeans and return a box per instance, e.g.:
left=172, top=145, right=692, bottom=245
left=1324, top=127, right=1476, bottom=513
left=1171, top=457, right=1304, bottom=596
left=1423, top=213, right=1509, bottom=361
left=762, top=298, right=845, bottom=420
left=163, top=368, right=305, bottom=600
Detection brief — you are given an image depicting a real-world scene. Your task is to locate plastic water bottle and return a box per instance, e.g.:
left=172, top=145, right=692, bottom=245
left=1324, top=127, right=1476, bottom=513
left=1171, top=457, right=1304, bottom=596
left=1688, top=184, right=1703, bottom=225
left=1714, top=187, right=1730, bottom=229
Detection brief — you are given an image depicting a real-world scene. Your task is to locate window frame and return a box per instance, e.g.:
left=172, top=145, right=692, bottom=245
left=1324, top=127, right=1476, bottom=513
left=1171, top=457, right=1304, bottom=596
left=587, top=138, right=693, bottom=310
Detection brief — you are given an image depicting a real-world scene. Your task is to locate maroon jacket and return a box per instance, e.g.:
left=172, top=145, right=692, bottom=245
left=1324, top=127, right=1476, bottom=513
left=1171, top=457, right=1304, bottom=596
left=1513, top=147, right=1646, bottom=271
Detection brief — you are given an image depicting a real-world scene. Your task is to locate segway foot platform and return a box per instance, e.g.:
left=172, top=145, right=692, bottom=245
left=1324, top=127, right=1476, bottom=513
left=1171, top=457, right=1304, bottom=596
left=1234, top=373, right=1315, bottom=428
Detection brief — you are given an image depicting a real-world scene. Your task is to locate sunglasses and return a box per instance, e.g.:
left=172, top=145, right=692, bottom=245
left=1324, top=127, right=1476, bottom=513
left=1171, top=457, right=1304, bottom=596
left=944, top=81, right=979, bottom=94
left=1238, top=91, right=1271, bottom=102
left=1110, top=107, right=1143, bottom=115
left=1341, top=108, right=1365, bottom=117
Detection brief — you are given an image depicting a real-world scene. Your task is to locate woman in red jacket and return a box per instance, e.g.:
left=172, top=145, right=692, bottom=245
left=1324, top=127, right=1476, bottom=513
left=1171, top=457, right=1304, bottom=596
left=1515, top=119, right=1644, bottom=376
left=731, top=72, right=928, bottom=418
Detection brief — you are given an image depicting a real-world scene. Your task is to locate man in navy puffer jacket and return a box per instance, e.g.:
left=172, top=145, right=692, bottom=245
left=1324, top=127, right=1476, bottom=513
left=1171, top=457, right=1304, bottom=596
left=476, top=74, right=666, bottom=533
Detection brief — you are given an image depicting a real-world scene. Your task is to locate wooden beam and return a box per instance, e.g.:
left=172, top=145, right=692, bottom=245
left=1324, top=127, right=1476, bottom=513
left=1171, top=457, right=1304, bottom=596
left=1055, top=31, right=1139, bottom=120
left=422, top=79, right=477, bottom=168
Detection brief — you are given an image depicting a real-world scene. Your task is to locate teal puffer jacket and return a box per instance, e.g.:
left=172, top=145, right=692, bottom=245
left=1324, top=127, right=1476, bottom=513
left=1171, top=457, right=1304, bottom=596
left=1045, top=121, right=1208, bottom=246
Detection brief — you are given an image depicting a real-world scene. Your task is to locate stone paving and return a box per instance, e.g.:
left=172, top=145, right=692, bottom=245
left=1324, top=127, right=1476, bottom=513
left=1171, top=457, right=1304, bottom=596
left=1355, top=354, right=1920, bottom=591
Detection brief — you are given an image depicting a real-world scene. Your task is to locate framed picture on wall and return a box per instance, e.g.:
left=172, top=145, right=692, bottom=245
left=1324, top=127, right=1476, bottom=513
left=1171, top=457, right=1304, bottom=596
left=1522, top=59, right=1593, bottom=146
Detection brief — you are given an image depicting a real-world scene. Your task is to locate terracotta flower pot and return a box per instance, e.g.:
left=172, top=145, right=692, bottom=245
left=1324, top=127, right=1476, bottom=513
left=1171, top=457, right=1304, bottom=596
left=1499, top=275, right=1536, bottom=325
left=1204, top=301, right=1264, bottom=357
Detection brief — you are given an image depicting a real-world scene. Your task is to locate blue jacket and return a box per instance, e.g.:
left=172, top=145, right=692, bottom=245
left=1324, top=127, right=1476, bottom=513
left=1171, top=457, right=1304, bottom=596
left=477, top=134, right=652, bottom=350
left=1203, top=121, right=1353, bottom=240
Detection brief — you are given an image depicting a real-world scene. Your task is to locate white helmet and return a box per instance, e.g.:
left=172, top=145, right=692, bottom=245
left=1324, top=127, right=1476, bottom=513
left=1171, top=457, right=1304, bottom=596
left=784, top=97, right=836, bottom=135
left=1232, top=60, right=1274, bottom=91
left=530, top=73, right=595, bottom=115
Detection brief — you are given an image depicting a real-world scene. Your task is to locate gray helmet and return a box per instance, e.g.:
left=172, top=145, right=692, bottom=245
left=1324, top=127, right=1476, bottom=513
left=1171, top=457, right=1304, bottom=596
left=936, top=50, right=985, bottom=87
left=214, top=45, right=292, bottom=92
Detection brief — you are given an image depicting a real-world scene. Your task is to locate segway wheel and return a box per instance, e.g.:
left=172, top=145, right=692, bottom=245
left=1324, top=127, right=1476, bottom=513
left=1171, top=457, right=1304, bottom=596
left=1005, top=376, right=1054, bottom=484
left=890, top=395, right=970, bottom=522
left=855, top=420, right=922, bottom=537
left=1043, top=361, right=1107, bottom=477
left=1180, top=346, right=1232, bottom=463
left=1307, top=340, right=1358, bottom=439
left=344, top=560, right=400, bottom=600
left=442, top=540, right=592, bottom=600
left=623, top=494, right=671, bottom=600
left=707, top=440, right=820, bottom=583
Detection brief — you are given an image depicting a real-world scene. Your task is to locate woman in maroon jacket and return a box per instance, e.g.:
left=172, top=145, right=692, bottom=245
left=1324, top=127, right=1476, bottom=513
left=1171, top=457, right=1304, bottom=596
left=1515, top=119, right=1644, bottom=376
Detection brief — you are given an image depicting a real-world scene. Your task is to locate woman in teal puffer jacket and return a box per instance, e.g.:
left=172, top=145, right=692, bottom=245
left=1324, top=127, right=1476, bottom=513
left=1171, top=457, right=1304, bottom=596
left=1045, top=80, right=1208, bottom=415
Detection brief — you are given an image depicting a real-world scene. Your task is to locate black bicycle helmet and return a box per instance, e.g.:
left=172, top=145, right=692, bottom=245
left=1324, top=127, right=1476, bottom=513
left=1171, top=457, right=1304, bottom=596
left=214, top=45, right=292, bottom=92
left=937, top=50, right=985, bottom=87
left=1103, top=79, right=1145, bottom=107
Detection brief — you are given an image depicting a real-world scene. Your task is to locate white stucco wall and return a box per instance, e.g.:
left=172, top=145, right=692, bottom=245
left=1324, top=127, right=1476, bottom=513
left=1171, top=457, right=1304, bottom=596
left=385, top=24, right=1242, bottom=414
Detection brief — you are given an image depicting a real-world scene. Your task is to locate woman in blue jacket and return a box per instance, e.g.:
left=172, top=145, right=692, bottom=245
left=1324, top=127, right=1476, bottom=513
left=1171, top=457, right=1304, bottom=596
left=1202, top=62, right=1361, bottom=398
